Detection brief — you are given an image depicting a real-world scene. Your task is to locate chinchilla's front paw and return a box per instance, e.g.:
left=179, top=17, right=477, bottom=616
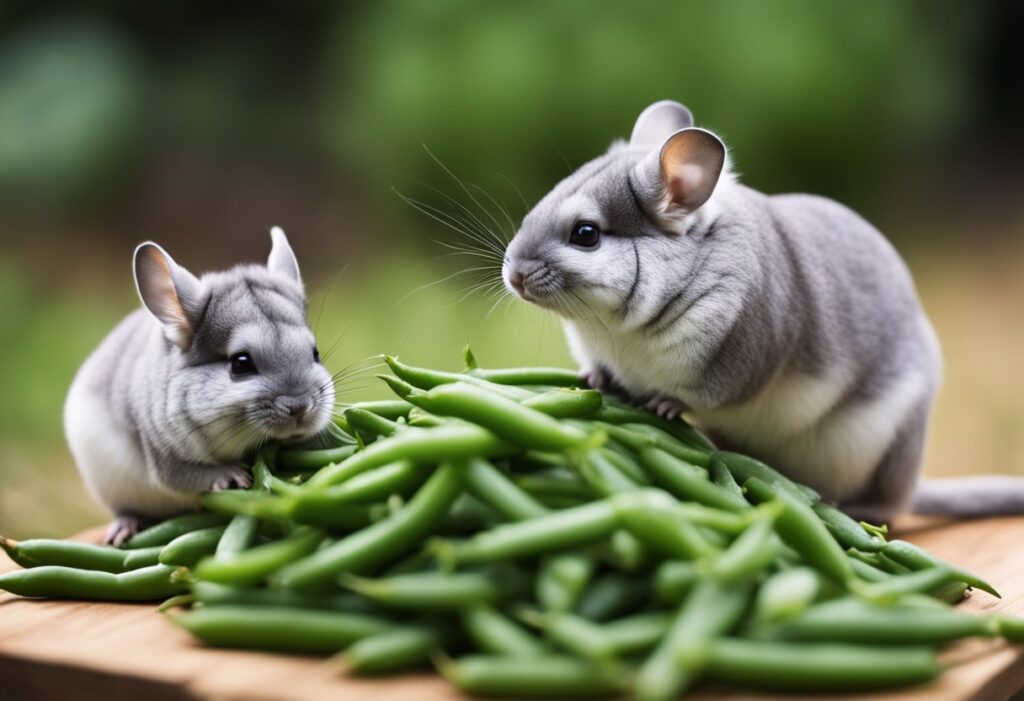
left=209, top=466, right=253, bottom=492
left=645, top=395, right=689, bottom=420
left=579, top=366, right=610, bottom=392
left=104, top=514, right=145, bottom=547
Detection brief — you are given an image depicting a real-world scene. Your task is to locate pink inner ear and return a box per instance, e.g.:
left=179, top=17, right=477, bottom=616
left=667, top=164, right=708, bottom=210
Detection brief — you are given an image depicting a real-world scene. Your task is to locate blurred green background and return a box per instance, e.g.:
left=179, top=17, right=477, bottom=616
left=1, top=1, right=1022, bottom=537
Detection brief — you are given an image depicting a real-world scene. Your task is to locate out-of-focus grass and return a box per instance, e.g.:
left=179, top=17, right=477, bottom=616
left=0, top=237, right=1021, bottom=539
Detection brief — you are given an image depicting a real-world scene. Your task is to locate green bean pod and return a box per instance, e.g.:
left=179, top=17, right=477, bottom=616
left=521, top=610, right=618, bottom=665
left=653, top=560, right=699, bottom=604
left=345, top=626, right=440, bottom=674
left=190, top=580, right=377, bottom=613
left=469, top=366, right=582, bottom=387
left=624, top=423, right=712, bottom=466
left=705, top=510, right=781, bottom=585
left=305, top=424, right=508, bottom=489
left=0, top=563, right=185, bottom=600
left=344, top=407, right=402, bottom=439
left=170, top=605, right=394, bottom=654
left=121, top=546, right=163, bottom=570
left=611, top=489, right=718, bottom=560
left=276, top=462, right=467, bottom=590
left=123, top=512, right=230, bottom=549
left=635, top=579, right=754, bottom=701
left=535, top=553, right=594, bottom=612
left=158, top=525, right=229, bottom=567
left=596, top=445, right=649, bottom=484
left=854, top=566, right=962, bottom=604
left=709, top=454, right=745, bottom=501
left=385, top=356, right=533, bottom=399
left=812, top=502, right=886, bottom=552
left=2, top=535, right=133, bottom=572
left=751, top=567, right=823, bottom=625
left=214, top=515, right=259, bottom=561
left=594, top=402, right=716, bottom=451
left=576, top=572, right=651, bottom=621
left=744, top=478, right=854, bottom=585
left=277, top=445, right=358, bottom=471
left=295, top=460, right=424, bottom=507
left=580, top=449, right=641, bottom=496
left=437, top=654, right=624, bottom=698
left=703, top=638, right=940, bottom=691
left=342, top=571, right=501, bottom=610
left=465, top=458, right=548, bottom=522
left=195, top=526, right=325, bottom=587
left=717, top=451, right=820, bottom=504
left=346, top=399, right=414, bottom=420
left=460, top=605, right=547, bottom=656
left=883, top=539, right=1000, bottom=597
left=638, top=447, right=747, bottom=511
left=521, top=388, right=602, bottom=418
left=409, top=382, right=594, bottom=452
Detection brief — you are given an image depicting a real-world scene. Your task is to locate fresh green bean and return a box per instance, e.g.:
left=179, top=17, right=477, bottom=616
left=514, top=472, right=598, bottom=501
left=744, top=478, right=854, bottom=585
left=536, top=553, right=594, bottom=612
left=703, top=638, right=939, bottom=691
left=276, top=462, right=467, bottom=590
left=576, top=572, right=650, bottom=621
left=469, top=366, right=582, bottom=387
left=342, top=571, right=501, bottom=610
left=195, top=526, right=325, bottom=586
left=437, top=654, right=624, bottom=698
left=0, top=563, right=185, bottom=600
left=190, top=580, right=377, bottom=613
left=169, top=605, right=394, bottom=654
left=653, top=561, right=699, bottom=604
left=580, top=449, right=640, bottom=496
left=277, top=444, right=358, bottom=471
left=520, top=388, right=602, bottom=419
left=611, top=489, right=718, bottom=560
left=709, top=454, right=745, bottom=501
left=854, top=566, right=962, bottom=603
left=158, top=525, right=229, bottom=567
left=625, top=423, right=712, bottom=466
left=344, top=407, right=402, bottom=439
left=347, top=399, right=414, bottom=420
left=2, top=535, right=133, bottom=572
left=121, top=546, right=163, bottom=570
left=305, top=424, right=508, bottom=489
left=460, top=605, right=547, bottom=656
left=594, top=402, right=716, bottom=451
left=409, top=382, right=594, bottom=452
left=751, top=567, right=823, bottom=625
left=214, top=515, right=259, bottom=561
left=883, top=539, right=999, bottom=597
left=293, top=460, right=424, bottom=507
left=123, top=512, right=230, bottom=549
left=386, top=356, right=534, bottom=400
left=465, top=458, right=548, bottom=522
left=595, top=445, right=649, bottom=484
left=521, top=609, right=618, bottom=664
left=717, top=451, right=819, bottom=504
left=638, top=447, right=747, bottom=511
left=345, top=626, right=439, bottom=674
left=812, top=502, right=885, bottom=552
left=705, top=509, right=781, bottom=585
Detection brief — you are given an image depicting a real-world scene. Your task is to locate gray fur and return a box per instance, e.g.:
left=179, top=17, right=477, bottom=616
left=504, top=100, right=1020, bottom=521
left=65, top=228, right=334, bottom=542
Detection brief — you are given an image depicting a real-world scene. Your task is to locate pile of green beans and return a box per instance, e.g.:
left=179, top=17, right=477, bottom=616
left=2, top=350, right=1021, bottom=699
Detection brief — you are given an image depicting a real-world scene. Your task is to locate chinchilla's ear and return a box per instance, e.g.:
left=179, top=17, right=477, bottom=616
left=633, top=127, right=726, bottom=214
left=267, top=226, right=302, bottom=287
left=629, top=100, right=694, bottom=151
left=133, top=242, right=203, bottom=349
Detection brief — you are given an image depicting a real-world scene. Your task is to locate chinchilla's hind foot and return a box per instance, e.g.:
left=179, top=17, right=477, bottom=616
left=104, top=514, right=147, bottom=547
left=645, top=395, right=688, bottom=420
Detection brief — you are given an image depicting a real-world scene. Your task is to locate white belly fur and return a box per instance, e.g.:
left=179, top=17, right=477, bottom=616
left=696, top=370, right=928, bottom=502
left=64, top=380, right=198, bottom=517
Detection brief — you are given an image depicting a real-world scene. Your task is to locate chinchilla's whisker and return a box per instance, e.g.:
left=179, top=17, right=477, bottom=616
left=422, top=145, right=510, bottom=246
left=495, top=172, right=530, bottom=215
left=423, top=183, right=504, bottom=252
left=468, top=183, right=516, bottom=241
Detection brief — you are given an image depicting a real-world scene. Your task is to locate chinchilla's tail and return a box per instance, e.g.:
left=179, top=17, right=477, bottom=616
left=911, top=476, right=1024, bottom=517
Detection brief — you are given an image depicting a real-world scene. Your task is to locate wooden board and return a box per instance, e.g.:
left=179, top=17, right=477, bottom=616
left=3, top=517, right=1024, bottom=701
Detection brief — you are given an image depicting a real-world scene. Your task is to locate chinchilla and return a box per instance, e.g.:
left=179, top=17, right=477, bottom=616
left=502, top=99, right=1021, bottom=522
left=64, top=228, right=335, bottom=544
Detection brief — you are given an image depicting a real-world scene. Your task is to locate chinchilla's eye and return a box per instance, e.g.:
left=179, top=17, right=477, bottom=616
left=313, top=346, right=320, bottom=363
left=569, top=221, right=601, bottom=248
left=230, top=352, right=258, bottom=376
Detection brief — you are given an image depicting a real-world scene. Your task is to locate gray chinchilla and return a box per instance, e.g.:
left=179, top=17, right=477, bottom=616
left=503, top=99, right=1020, bottom=522
left=65, top=228, right=335, bottom=544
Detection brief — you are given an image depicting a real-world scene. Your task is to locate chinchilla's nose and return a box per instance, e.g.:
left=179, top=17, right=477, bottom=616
left=277, top=395, right=310, bottom=420
left=507, top=258, right=544, bottom=297
left=509, top=270, right=525, bottom=295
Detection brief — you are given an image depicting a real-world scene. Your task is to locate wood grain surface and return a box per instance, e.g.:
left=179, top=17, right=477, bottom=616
left=2, top=517, right=1024, bottom=701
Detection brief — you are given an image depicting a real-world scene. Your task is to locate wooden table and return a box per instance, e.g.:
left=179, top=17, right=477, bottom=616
left=3, top=517, right=1024, bottom=701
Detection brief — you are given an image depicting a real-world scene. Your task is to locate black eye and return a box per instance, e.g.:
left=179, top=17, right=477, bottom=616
left=569, top=221, right=601, bottom=248
left=313, top=346, right=320, bottom=363
left=230, top=352, right=258, bottom=376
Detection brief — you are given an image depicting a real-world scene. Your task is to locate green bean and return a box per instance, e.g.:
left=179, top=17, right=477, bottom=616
left=342, top=571, right=501, bottom=610
left=751, top=567, right=823, bottom=625
left=305, top=423, right=508, bottom=489
left=460, top=605, right=547, bottom=656
left=169, top=605, right=394, bottom=654
left=638, top=447, right=747, bottom=511
left=465, top=458, right=548, bottom=522
left=277, top=462, right=466, bottom=590
left=520, top=388, right=602, bottom=418
left=674, top=503, right=750, bottom=534
left=158, top=525, right=229, bottom=567
left=594, top=402, right=716, bottom=451
left=744, top=478, right=854, bottom=585
left=576, top=572, right=650, bottom=621
left=470, top=366, right=582, bottom=387
left=514, top=472, right=598, bottom=501
left=536, top=553, right=594, bottom=612
left=521, top=609, right=619, bottom=664
left=705, top=509, right=781, bottom=585
left=624, top=423, right=712, bottom=466
left=277, top=444, right=358, bottom=471
left=437, top=494, right=501, bottom=535
left=717, top=451, right=819, bottom=504
left=703, top=638, right=939, bottom=691
left=709, top=454, right=745, bottom=501
left=653, top=560, right=699, bottom=604
left=409, top=382, right=594, bottom=452
left=347, top=399, right=414, bottom=420
left=854, top=566, right=962, bottom=603
left=386, top=356, right=533, bottom=399
left=123, top=512, right=230, bottom=549
left=345, top=626, right=439, bottom=674
left=596, top=445, right=649, bottom=484
left=344, top=407, right=402, bottom=439
left=635, top=579, right=754, bottom=701
left=1, top=535, right=133, bottom=572
left=214, top=515, right=259, bottom=561
left=294, top=460, right=424, bottom=507
left=775, top=597, right=998, bottom=644
left=611, top=489, right=718, bottom=560
left=437, top=499, right=618, bottom=566
left=883, top=539, right=999, bottom=597
left=195, top=527, right=324, bottom=586
left=191, top=580, right=377, bottom=613
left=437, top=654, right=624, bottom=698
left=202, top=490, right=376, bottom=531
left=812, top=502, right=885, bottom=552
left=580, top=449, right=640, bottom=496
left=121, top=546, right=163, bottom=570
left=0, top=563, right=185, bottom=600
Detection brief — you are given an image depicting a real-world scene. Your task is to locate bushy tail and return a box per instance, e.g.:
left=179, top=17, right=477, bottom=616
left=911, top=476, right=1024, bottom=518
